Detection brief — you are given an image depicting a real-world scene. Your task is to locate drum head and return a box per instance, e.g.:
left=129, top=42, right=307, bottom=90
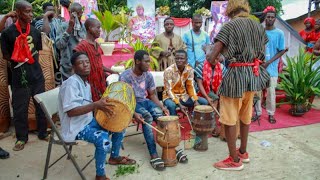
left=194, top=105, right=213, bottom=113
left=157, top=116, right=179, bottom=122
left=95, top=99, right=132, bottom=132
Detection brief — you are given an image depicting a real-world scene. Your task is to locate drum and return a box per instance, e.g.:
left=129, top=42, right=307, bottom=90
left=156, top=116, right=181, bottom=167
left=95, top=81, right=136, bottom=132
left=192, top=105, right=215, bottom=151
left=0, top=43, right=10, bottom=133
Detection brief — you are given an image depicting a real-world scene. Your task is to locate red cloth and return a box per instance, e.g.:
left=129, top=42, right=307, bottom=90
left=229, top=58, right=263, bottom=76
left=263, top=6, right=276, bottom=13
left=200, top=60, right=222, bottom=95
left=74, top=40, right=106, bottom=102
left=11, top=21, right=34, bottom=64
left=304, top=17, right=316, bottom=28
left=171, top=17, right=191, bottom=27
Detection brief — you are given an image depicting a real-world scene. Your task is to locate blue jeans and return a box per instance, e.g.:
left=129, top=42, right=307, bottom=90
left=164, top=97, right=208, bottom=115
left=76, top=118, right=125, bottom=176
left=135, top=100, right=163, bottom=157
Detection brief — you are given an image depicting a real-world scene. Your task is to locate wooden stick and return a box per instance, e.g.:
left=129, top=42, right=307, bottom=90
left=212, top=106, right=221, bottom=117
left=141, top=120, right=165, bottom=136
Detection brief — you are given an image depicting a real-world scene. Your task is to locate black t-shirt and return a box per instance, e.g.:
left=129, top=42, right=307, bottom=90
left=1, top=24, right=44, bottom=88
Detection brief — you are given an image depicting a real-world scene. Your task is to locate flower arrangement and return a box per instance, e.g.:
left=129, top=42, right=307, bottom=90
left=156, top=6, right=170, bottom=16
left=194, top=7, right=211, bottom=17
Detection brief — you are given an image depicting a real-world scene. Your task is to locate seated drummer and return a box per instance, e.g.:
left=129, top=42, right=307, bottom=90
left=194, top=50, right=225, bottom=138
left=58, top=52, right=136, bottom=180
left=163, top=49, right=208, bottom=115
left=120, top=50, right=188, bottom=171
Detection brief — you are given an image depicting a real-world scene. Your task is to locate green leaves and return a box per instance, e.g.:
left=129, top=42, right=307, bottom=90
left=93, top=10, right=121, bottom=41
left=279, top=47, right=320, bottom=106
left=113, top=164, right=139, bottom=177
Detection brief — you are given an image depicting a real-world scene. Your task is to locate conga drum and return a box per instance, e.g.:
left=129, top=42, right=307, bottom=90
left=156, top=116, right=181, bottom=167
left=95, top=81, right=136, bottom=132
left=192, top=105, right=215, bottom=151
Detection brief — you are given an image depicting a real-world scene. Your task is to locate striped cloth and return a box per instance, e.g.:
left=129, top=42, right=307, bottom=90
left=214, top=17, right=270, bottom=98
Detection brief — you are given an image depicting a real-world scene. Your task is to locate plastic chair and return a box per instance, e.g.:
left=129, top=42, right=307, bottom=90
left=34, top=87, right=93, bottom=180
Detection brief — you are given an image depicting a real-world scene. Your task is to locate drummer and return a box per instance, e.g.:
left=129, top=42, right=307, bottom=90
left=120, top=50, right=188, bottom=171
left=163, top=49, right=208, bottom=115
left=58, top=52, right=136, bottom=180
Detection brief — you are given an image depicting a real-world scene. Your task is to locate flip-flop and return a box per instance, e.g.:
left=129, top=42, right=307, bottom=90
left=0, top=148, right=10, bottom=159
left=150, top=157, right=165, bottom=171
left=268, top=115, right=276, bottom=124
left=176, top=149, right=188, bottom=164
left=108, top=156, right=136, bottom=165
left=13, top=141, right=25, bottom=151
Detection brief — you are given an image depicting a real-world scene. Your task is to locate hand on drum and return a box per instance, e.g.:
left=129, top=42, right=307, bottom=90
left=161, top=106, right=170, bottom=116
left=178, top=104, right=188, bottom=114
left=133, top=112, right=144, bottom=124
left=94, top=97, right=115, bottom=117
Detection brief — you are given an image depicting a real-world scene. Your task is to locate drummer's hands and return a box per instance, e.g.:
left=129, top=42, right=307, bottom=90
left=94, top=97, right=115, bottom=116
left=133, top=112, right=144, bottom=124
left=178, top=104, right=188, bottom=114
left=194, top=100, right=200, bottom=106
left=161, top=106, right=169, bottom=116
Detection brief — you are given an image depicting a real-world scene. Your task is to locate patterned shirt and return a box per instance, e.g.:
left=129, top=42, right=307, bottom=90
left=163, top=64, right=198, bottom=104
left=215, top=17, right=270, bottom=98
left=120, top=69, right=156, bottom=102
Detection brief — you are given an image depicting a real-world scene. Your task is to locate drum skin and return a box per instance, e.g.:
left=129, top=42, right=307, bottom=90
left=95, top=81, right=136, bottom=132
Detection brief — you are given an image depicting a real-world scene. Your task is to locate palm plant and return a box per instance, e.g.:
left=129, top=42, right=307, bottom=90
left=120, top=39, right=162, bottom=71
left=279, top=48, right=320, bottom=115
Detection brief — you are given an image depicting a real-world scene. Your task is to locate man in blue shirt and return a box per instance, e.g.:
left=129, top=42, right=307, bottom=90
left=183, top=14, right=210, bottom=68
left=253, top=6, right=287, bottom=124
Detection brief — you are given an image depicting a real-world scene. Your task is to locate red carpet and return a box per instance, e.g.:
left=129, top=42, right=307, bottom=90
left=177, top=105, right=320, bottom=140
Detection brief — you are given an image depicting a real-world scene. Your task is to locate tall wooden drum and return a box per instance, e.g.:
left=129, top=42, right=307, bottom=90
left=192, top=105, right=215, bottom=151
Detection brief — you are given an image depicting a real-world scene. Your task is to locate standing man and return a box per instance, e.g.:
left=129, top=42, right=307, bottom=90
left=59, top=52, right=135, bottom=180
left=252, top=6, right=286, bottom=124
left=163, top=49, right=208, bottom=115
left=183, top=14, right=210, bottom=68
left=56, top=2, right=86, bottom=80
left=207, top=0, right=270, bottom=170
left=1, top=0, right=48, bottom=151
left=74, top=18, right=117, bottom=102
left=152, top=17, right=186, bottom=71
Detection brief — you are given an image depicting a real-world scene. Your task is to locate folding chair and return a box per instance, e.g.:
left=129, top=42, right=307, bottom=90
left=34, top=87, right=94, bottom=180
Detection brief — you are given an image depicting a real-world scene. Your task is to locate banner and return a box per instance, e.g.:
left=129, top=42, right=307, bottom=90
left=127, top=0, right=156, bottom=43
left=209, top=1, right=229, bottom=43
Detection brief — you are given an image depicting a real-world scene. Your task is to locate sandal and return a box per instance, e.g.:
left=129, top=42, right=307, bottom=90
left=176, top=149, right=188, bottom=164
left=268, top=115, right=276, bottom=124
left=0, top=147, right=10, bottom=159
left=95, top=175, right=110, bottom=180
left=150, top=157, right=165, bottom=171
left=251, top=115, right=260, bottom=122
left=13, top=141, right=25, bottom=151
left=108, top=156, right=136, bottom=165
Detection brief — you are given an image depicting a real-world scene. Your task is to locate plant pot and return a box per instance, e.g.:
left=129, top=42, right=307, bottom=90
left=289, top=104, right=306, bottom=116
left=100, top=42, right=115, bottom=56
left=111, top=65, right=125, bottom=73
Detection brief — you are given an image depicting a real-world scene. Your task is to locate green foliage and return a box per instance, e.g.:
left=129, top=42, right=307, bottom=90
left=96, top=0, right=133, bottom=14
left=170, top=0, right=206, bottom=18
left=279, top=48, right=320, bottom=106
left=93, top=10, right=121, bottom=41
left=113, top=164, right=139, bottom=178
left=123, top=39, right=161, bottom=71
left=248, top=0, right=283, bottom=14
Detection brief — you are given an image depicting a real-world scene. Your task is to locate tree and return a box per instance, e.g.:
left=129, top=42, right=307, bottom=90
left=248, top=0, right=283, bottom=14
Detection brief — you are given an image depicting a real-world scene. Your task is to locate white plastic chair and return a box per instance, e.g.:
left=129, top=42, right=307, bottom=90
left=34, top=87, right=93, bottom=180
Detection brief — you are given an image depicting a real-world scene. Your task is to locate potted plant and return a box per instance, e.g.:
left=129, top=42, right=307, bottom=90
left=118, top=39, right=162, bottom=71
left=279, top=48, right=320, bottom=116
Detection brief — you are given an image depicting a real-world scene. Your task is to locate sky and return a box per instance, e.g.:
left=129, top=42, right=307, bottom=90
left=281, top=0, right=315, bottom=20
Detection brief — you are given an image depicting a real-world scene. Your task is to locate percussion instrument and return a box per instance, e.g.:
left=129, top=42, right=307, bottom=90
left=192, top=105, right=215, bottom=151
left=0, top=43, right=10, bottom=133
left=95, top=81, right=136, bottom=132
left=156, top=116, right=181, bottom=167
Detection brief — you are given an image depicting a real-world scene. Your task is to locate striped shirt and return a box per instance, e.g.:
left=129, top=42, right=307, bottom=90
left=214, top=17, right=270, bottom=98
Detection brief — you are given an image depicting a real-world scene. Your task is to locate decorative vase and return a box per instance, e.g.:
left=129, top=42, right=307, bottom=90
left=289, top=104, right=306, bottom=116
left=100, top=42, right=115, bottom=56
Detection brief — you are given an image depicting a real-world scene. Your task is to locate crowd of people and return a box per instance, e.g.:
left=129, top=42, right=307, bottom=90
left=1, top=0, right=318, bottom=179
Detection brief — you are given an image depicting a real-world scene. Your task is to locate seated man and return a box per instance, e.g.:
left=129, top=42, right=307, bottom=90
left=58, top=52, right=135, bottom=180
left=120, top=50, right=188, bottom=171
left=194, top=51, right=224, bottom=137
left=163, top=49, right=208, bottom=115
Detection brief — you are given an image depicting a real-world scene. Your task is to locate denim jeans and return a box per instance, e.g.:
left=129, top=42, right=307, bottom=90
left=135, top=100, right=163, bottom=157
left=164, top=97, right=208, bottom=115
left=76, top=118, right=125, bottom=176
